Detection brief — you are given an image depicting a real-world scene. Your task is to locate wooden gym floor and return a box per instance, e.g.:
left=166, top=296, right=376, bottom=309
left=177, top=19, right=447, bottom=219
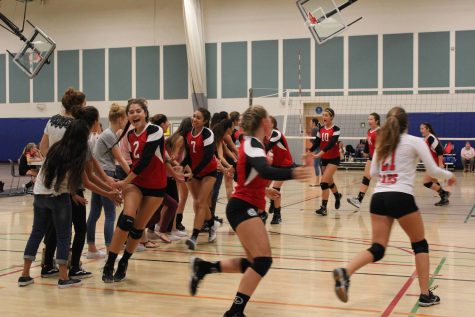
left=0, top=164, right=474, bottom=317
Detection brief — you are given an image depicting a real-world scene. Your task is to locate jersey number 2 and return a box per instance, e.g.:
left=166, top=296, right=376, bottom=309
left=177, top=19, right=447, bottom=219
left=381, top=153, right=398, bottom=184
left=132, top=141, right=140, bottom=159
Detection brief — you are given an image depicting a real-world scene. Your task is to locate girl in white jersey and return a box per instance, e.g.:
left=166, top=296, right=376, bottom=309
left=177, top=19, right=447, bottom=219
left=332, top=107, right=456, bottom=307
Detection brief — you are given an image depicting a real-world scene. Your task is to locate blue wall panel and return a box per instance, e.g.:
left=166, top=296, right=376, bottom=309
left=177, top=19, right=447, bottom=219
left=284, top=38, right=310, bottom=93
left=419, top=32, right=450, bottom=87
left=206, top=43, right=217, bottom=99
left=57, top=50, right=79, bottom=100
left=164, top=45, right=188, bottom=99
left=252, top=40, right=278, bottom=97
left=383, top=33, right=413, bottom=88
left=83, top=49, right=105, bottom=101
left=109, top=47, right=132, bottom=101
left=9, top=55, right=30, bottom=103
left=316, top=37, right=343, bottom=89
left=33, top=54, right=54, bottom=102
left=222, top=42, right=247, bottom=98
left=0, top=118, right=48, bottom=161
left=456, top=30, right=475, bottom=87
left=349, top=35, right=378, bottom=89
left=136, top=46, right=160, bottom=100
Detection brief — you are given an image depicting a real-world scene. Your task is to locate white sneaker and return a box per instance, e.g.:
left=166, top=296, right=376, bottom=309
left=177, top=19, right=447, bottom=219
left=135, top=244, right=146, bottom=252
left=86, top=250, right=106, bottom=259
left=167, top=233, right=182, bottom=241
left=171, top=229, right=188, bottom=237
left=347, top=197, right=361, bottom=209
left=208, top=222, right=218, bottom=243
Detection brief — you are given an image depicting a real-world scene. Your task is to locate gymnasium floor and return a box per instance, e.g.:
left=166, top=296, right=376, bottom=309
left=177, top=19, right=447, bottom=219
left=0, top=165, right=474, bottom=317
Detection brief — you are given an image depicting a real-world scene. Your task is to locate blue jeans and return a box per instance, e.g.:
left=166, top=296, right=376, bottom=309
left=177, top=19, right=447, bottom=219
left=210, top=171, right=224, bottom=215
left=313, top=157, right=321, bottom=176
left=24, top=194, right=72, bottom=265
left=87, top=170, right=116, bottom=246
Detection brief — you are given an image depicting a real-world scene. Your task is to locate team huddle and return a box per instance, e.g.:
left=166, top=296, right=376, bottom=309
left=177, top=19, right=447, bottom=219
left=16, top=88, right=455, bottom=316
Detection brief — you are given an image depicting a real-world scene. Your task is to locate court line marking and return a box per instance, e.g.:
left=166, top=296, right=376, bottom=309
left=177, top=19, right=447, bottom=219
left=464, top=203, right=475, bottom=223
left=409, top=257, right=447, bottom=316
left=30, top=281, right=448, bottom=317
left=381, top=270, right=418, bottom=317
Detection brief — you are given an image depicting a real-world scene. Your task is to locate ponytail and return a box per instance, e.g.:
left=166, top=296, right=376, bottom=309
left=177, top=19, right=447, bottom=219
left=376, top=107, right=407, bottom=164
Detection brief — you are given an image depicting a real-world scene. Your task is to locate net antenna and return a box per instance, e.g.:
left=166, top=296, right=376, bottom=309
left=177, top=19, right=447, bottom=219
left=0, top=2, right=56, bottom=78
left=296, top=0, right=362, bottom=44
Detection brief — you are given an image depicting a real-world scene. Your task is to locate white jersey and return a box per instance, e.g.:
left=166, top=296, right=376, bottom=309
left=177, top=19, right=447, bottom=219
left=370, top=134, right=453, bottom=195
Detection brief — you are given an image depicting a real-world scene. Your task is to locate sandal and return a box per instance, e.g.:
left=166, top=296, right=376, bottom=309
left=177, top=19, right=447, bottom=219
left=143, top=240, right=159, bottom=248
left=157, top=232, right=172, bottom=243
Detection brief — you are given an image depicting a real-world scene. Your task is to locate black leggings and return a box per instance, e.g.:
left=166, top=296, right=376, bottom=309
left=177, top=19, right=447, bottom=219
left=43, top=190, right=87, bottom=268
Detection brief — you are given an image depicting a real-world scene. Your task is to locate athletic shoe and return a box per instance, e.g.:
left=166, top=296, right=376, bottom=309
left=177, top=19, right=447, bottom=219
left=335, top=193, right=342, bottom=210
left=347, top=197, right=361, bottom=209
left=41, top=266, right=59, bottom=278
left=69, top=266, right=92, bottom=279
left=102, top=265, right=114, bottom=283
left=147, top=230, right=161, bottom=240
left=435, top=191, right=450, bottom=206
left=223, top=311, right=247, bottom=317
left=201, top=222, right=210, bottom=232
left=214, top=215, right=224, bottom=225
left=176, top=223, right=186, bottom=231
left=135, top=243, right=146, bottom=252
left=58, top=278, right=83, bottom=289
left=418, top=290, right=440, bottom=307
left=189, top=257, right=205, bottom=296
left=113, top=260, right=128, bottom=282
left=208, top=222, right=218, bottom=243
left=18, top=276, right=34, bottom=287
left=86, top=250, right=106, bottom=259
left=186, top=237, right=197, bottom=250
left=171, top=229, right=188, bottom=237
left=270, top=211, right=281, bottom=224
left=167, top=233, right=182, bottom=241
left=333, top=268, right=350, bottom=303
left=315, top=206, right=327, bottom=216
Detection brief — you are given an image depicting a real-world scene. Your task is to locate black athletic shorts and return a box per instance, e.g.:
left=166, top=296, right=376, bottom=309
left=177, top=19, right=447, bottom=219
left=193, top=170, right=218, bottom=181
left=226, top=197, right=261, bottom=231
left=135, top=185, right=165, bottom=198
left=370, top=192, right=419, bottom=219
left=321, top=157, right=340, bottom=167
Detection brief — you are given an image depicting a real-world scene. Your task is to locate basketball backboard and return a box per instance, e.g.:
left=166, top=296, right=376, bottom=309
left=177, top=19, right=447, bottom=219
left=7, top=22, right=56, bottom=78
left=296, top=0, right=361, bottom=44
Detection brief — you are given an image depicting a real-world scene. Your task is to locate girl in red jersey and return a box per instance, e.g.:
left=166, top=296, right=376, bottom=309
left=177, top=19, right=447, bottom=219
left=333, top=107, right=455, bottom=307
left=347, top=113, right=381, bottom=209
left=266, top=116, right=295, bottom=225
left=420, top=123, right=450, bottom=206
left=187, top=106, right=309, bottom=317
left=183, top=108, right=219, bottom=250
left=309, top=108, right=343, bottom=216
left=102, top=98, right=169, bottom=283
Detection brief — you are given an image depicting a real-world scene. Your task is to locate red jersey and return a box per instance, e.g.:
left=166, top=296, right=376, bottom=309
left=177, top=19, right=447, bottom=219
left=232, top=127, right=244, bottom=147
left=127, top=123, right=167, bottom=189
left=366, top=127, right=379, bottom=159
left=267, top=129, right=294, bottom=167
left=232, top=137, right=293, bottom=210
left=425, top=134, right=443, bottom=164
left=185, top=127, right=217, bottom=177
left=313, top=125, right=341, bottom=159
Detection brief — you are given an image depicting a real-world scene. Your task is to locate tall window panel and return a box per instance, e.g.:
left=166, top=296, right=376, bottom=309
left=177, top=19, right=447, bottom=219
left=83, top=49, right=105, bottom=101
left=163, top=45, right=188, bottom=100
left=57, top=50, right=79, bottom=100
left=109, top=47, right=132, bottom=101
left=222, top=42, right=247, bottom=98
left=252, top=40, right=278, bottom=97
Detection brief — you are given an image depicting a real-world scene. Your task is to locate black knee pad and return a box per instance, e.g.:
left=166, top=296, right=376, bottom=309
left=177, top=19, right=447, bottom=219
left=117, top=214, right=134, bottom=232
left=272, top=187, right=281, bottom=192
left=362, top=177, right=370, bottom=186
left=367, top=243, right=385, bottom=262
left=423, top=182, right=433, bottom=189
left=129, top=227, right=144, bottom=240
left=250, top=257, right=272, bottom=277
left=411, top=239, right=429, bottom=254
left=320, top=182, right=329, bottom=190
left=329, top=183, right=335, bottom=189
left=240, top=258, right=251, bottom=273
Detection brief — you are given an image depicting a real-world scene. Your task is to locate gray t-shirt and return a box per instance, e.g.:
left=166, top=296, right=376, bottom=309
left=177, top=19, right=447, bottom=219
left=93, top=128, right=118, bottom=172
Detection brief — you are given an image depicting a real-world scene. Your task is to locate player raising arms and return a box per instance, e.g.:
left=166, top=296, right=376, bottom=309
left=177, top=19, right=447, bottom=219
left=102, top=98, right=171, bottom=283
left=347, top=113, right=381, bottom=209
left=266, top=116, right=295, bottom=224
left=333, top=107, right=455, bottom=307
left=309, top=108, right=343, bottom=216
left=187, top=106, right=309, bottom=317
left=420, top=122, right=450, bottom=206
